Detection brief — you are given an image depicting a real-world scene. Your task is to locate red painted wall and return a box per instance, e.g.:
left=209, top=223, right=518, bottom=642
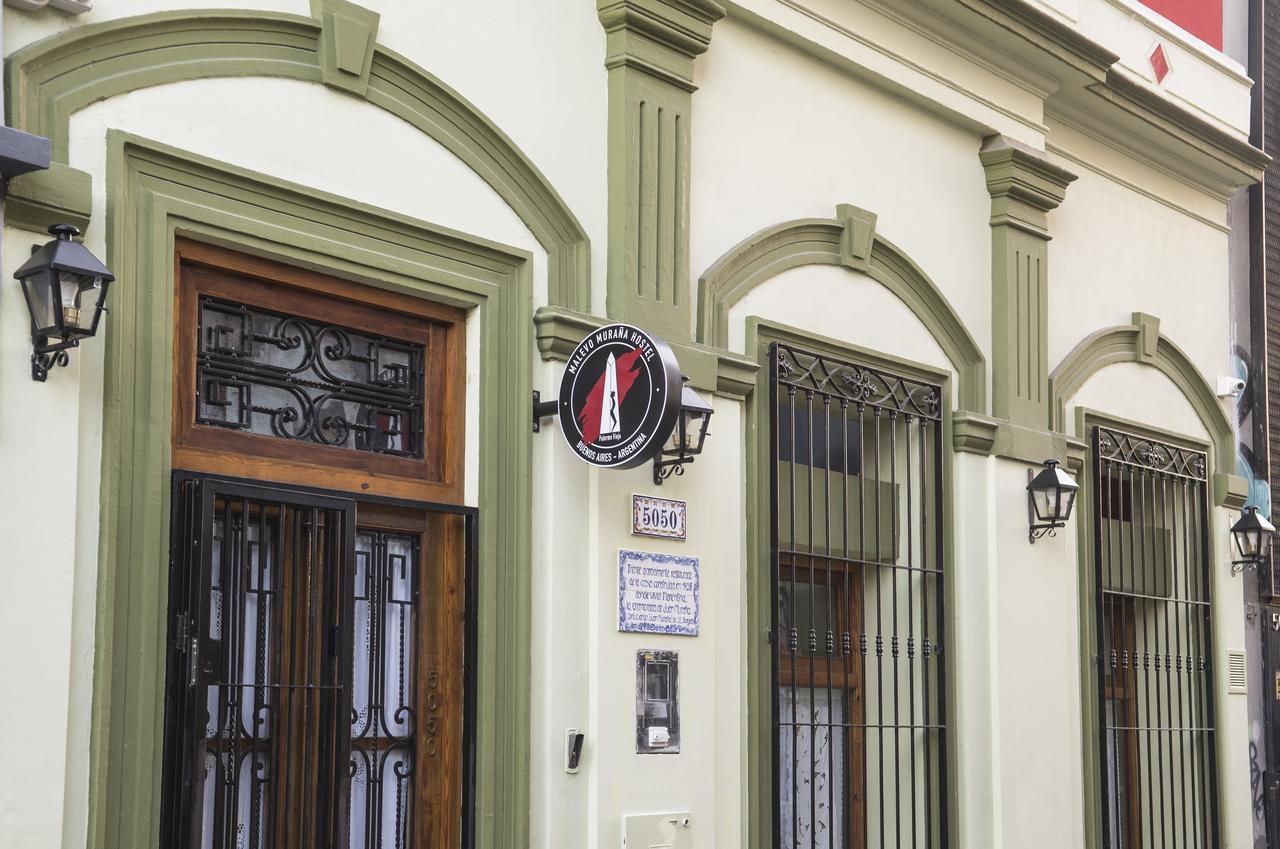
left=1139, top=0, right=1223, bottom=49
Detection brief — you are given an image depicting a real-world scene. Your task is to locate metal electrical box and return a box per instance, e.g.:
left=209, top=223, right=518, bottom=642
left=622, top=812, right=692, bottom=849
left=635, top=650, right=679, bottom=754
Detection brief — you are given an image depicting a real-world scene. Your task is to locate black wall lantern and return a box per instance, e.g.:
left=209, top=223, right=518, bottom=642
left=1230, top=505, right=1275, bottom=576
left=1027, top=458, right=1079, bottom=543
left=14, top=223, right=115, bottom=381
left=653, top=378, right=713, bottom=485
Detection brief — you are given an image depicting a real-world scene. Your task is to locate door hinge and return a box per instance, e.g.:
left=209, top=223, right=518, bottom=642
left=330, top=624, right=341, bottom=658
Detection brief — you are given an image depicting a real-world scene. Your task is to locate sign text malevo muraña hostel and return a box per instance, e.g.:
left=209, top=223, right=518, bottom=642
left=557, top=324, right=682, bottom=468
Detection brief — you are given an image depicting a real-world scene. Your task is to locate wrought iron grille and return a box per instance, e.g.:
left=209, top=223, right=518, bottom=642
left=769, top=342, right=948, bottom=849
left=1091, top=425, right=1219, bottom=849
left=161, top=475, right=475, bottom=849
left=196, top=296, right=426, bottom=458
left=161, top=478, right=355, bottom=849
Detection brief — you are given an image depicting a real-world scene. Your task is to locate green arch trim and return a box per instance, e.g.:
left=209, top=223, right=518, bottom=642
left=1048, top=319, right=1235, bottom=472
left=696, top=212, right=986, bottom=412
left=5, top=8, right=591, bottom=310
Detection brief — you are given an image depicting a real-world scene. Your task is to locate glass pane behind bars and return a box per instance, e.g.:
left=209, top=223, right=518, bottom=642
left=1092, top=426, right=1218, bottom=849
left=350, top=531, right=422, bottom=849
left=770, top=343, right=947, bottom=849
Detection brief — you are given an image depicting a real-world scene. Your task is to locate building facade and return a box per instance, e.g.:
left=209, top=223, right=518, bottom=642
left=0, top=1, right=1269, bottom=849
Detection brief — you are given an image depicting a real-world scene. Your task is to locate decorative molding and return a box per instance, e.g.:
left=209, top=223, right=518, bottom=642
left=91, top=131, right=534, bottom=849
left=952, top=0, right=1117, bottom=84
left=696, top=207, right=986, bottom=413
left=532, top=304, right=758, bottom=398
left=980, top=135, right=1075, bottom=430
left=1214, top=472, right=1249, bottom=511
left=1048, top=315, right=1237, bottom=501
left=979, top=134, right=1076, bottom=237
left=952, top=410, right=999, bottom=455
left=6, top=160, right=91, bottom=232
left=597, top=0, right=723, bottom=342
left=4, top=9, right=591, bottom=311
left=1086, top=68, right=1269, bottom=185
left=1134, top=311, right=1159, bottom=362
left=836, top=202, right=877, bottom=272
left=597, top=0, right=725, bottom=90
left=310, top=0, right=379, bottom=97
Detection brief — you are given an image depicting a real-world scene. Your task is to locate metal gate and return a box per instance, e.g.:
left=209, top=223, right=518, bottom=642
left=1090, top=425, right=1219, bottom=849
left=769, top=342, right=947, bottom=849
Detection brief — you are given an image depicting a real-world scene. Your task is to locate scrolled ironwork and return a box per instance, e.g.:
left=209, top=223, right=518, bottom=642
left=1095, top=425, right=1207, bottom=480
left=195, top=296, right=425, bottom=458
left=774, top=342, right=942, bottom=420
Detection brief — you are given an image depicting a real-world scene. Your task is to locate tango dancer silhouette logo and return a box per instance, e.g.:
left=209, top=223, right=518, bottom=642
left=556, top=324, right=683, bottom=469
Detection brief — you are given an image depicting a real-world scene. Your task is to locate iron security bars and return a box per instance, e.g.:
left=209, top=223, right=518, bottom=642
left=769, top=342, right=947, bottom=849
left=161, top=478, right=356, bottom=849
left=1091, top=426, right=1219, bottom=849
left=161, top=475, right=474, bottom=849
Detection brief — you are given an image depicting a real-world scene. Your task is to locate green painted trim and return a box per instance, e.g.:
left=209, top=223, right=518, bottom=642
left=1047, top=315, right=1236, bottom=494
left=991, top=420, right=1078, bottom=464
left=531, top=304, right=758, bottom=398
left=1071, top=406, right=1222, bottom=849
left=6, top=160, right=92, bottom=232
left=91, top=131, right=533, bottom=849
left=310, top=0, right=380, bottom=97
left=1214, top=472, right=1249, bottom=510
left=597, top=0, right=723, bottom=341
left=981, top=135, right=1075, bottom=429
left=952, top=410, right=999, bottom=455
left=741, top=315, right=958, bottom=849
left=4, top=8, right=591, bottom=311
left=979, top=135, right=1075, bottom=237
left=696, top=207, right=987, bottom=412
left=596, top=0, right=724, bottom=91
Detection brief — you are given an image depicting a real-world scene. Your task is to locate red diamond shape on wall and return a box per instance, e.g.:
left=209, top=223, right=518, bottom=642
left=1149, top=43, right=1171, bottom=84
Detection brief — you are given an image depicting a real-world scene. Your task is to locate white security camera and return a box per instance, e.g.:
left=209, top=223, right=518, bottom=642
left=1217, top=376, right=1247, bottom=398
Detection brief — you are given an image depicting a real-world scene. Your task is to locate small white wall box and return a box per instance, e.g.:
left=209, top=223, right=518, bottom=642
left=636, top=649, right=680, bottom=753
left=622, top=812, right=692, bottom=849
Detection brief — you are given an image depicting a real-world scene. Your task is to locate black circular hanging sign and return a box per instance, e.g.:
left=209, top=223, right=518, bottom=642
left=558, top=323, right=683, bottom=469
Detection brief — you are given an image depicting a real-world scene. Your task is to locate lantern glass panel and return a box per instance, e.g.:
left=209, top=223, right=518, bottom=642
left=1235, top=526, right=1262, bottom=559
left=1031, top=485, right=1057, bottom=522
left=1059, top=488, right=1077, bottom=522
left=58, top=269, right=96, bottom=330
left=20, top=269, right=57, bottom=334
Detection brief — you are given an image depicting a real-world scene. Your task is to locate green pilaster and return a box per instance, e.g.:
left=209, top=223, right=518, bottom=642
left=980, top=135, right=1075, bottom=427
left=597, top=0, right=724, bottom=341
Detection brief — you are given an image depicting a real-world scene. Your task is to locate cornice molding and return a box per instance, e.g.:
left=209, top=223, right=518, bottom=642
left=597, top=0, right=725, bottom=90
left=1084, top=68, right=1269, bottom=184
left=979, top=134, right=1077, bottom=236
left=952, top=0, right=1117, bottom=83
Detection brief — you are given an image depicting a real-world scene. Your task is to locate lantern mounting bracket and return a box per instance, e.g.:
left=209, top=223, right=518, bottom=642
left=30, top=335, right=77, bottom=381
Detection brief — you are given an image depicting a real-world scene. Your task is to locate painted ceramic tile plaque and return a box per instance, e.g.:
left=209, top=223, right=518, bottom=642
left=631, top=493, right=686, bottom=540
left=617, top=549, right=699, bottom=636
